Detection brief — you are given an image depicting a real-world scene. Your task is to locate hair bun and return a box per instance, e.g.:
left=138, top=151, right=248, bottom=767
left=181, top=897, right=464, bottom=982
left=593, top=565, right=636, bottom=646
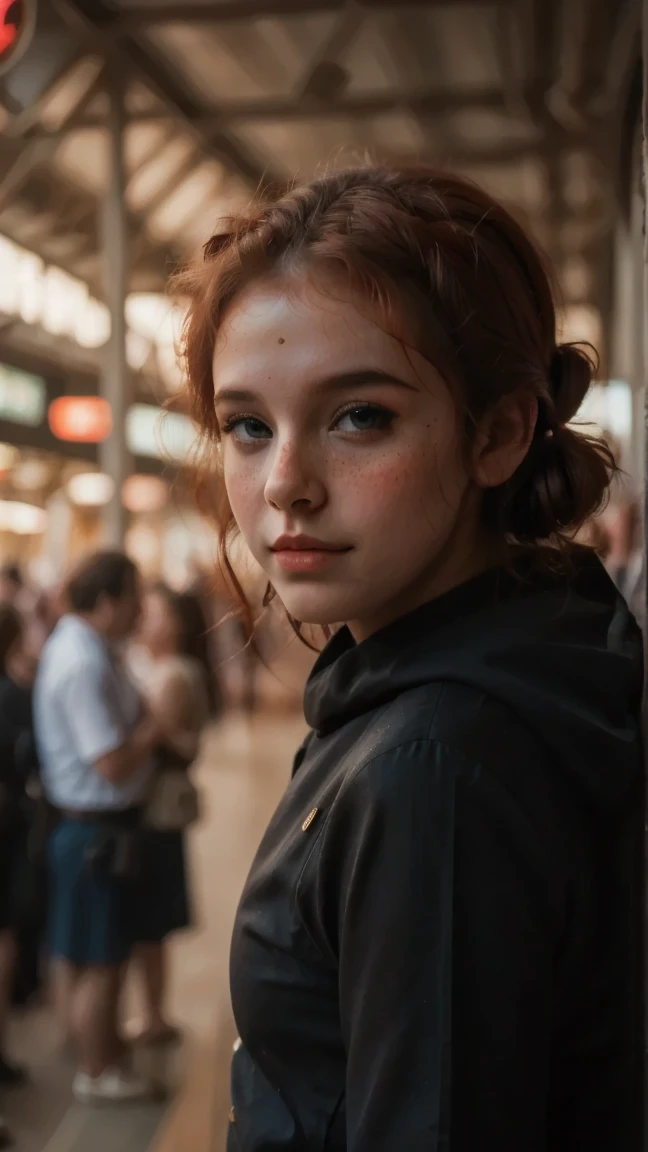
left=501, top=422, right=615, bottom=542
left=549, top=344, right=595, bottom=424
left=498, top=342, right=605, bottom=541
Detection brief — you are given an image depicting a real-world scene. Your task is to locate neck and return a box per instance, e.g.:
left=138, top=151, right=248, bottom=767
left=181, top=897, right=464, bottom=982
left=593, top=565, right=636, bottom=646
left=347, top=527, right=507, bottom=644
left=76, top=610, right=111, bottom=641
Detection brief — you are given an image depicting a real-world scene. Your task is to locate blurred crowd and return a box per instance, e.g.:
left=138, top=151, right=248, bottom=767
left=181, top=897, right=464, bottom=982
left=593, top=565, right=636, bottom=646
left=0, top=548, right=265, bottom=1145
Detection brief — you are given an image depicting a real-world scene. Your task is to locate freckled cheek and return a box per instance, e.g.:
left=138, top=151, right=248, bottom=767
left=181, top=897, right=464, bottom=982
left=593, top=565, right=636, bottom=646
left=329, top=453, right=437, bottom=514
left=222, top=455, right=267, bottom=526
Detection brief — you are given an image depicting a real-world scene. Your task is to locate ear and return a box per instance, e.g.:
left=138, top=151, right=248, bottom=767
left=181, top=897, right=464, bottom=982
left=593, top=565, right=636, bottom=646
left=470, top=392, right=538, bottom=490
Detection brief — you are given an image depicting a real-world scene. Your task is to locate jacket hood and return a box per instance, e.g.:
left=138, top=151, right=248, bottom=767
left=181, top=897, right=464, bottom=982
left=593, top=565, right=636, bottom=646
left=304, top=552, right=643, bottom=812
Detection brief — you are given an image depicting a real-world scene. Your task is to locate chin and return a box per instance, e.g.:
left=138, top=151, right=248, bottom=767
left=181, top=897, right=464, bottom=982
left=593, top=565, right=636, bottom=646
left=276, top=585, right=356, bottom=628
left=276, top=580, right=383, bottom=629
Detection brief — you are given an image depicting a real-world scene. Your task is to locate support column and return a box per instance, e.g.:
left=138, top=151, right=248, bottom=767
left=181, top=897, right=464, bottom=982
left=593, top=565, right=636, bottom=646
left=100, top=63, right=130, bottom=547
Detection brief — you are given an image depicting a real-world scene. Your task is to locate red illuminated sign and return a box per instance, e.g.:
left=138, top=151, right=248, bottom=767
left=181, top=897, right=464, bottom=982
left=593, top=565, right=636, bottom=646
left=48, top=397, right=113, bottom=444
left=0, top=1, right=36, bottom=74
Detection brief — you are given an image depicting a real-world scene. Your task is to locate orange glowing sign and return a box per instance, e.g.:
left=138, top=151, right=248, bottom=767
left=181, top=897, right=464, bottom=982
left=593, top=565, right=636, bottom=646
left=48, top=396, right=113, bottom=444
left=0, top=1, right=36, bottom=74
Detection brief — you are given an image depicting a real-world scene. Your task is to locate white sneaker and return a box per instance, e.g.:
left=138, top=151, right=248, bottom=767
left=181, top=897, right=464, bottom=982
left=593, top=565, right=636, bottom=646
left=72, top=1067, right=151, bottom=1105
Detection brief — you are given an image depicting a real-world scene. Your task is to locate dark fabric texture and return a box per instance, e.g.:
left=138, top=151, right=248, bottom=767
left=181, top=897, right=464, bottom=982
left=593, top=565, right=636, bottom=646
left=0, top=820, right=27, bottom=932
left=0, top=677, right=44, bottom=943
left=47, top=819, right=137, bottom=966
left=0, top=676, right=38, bottom=834
left=132, top=828, right=191, bottom=943
left=0, top=677, right=37, bottom=796
left=228, top=552, right=645, bottom=1152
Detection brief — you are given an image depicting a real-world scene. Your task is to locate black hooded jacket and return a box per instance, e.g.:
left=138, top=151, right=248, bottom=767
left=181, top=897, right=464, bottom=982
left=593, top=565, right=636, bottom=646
left=228, top=554, right=644, bottom=1152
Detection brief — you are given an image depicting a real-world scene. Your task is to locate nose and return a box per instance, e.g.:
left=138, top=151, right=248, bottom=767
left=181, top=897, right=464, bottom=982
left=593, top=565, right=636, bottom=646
left=264, top=438, right=326, bottom=513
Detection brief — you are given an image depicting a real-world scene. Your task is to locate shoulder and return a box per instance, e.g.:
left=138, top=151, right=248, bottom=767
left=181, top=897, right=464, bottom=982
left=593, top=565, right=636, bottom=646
left=309, top=691, right=560, bottom=905
left=325, top=683, right=556, bottom=846
left=347, top=680, right=538, bottom=779
left=39, top=619, right=106, bottom=691
left=336, top=724, right=475, bottom=821
left=42, top=617, right=93, bottom=659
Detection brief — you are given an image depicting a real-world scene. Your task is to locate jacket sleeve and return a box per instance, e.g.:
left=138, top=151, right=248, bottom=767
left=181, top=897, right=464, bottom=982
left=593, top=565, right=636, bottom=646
left=311, top=737, right=557, bottom=1152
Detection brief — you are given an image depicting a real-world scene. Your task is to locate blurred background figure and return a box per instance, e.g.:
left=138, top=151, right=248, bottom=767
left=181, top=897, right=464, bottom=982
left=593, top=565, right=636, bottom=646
left=0, top=563, right=50, bottom=669
left=0, top=602, right=44, bottom=1017
left=128, top=585, right=212, bottom=1046
left=34, top=552, right=159, bottom=1105
left=0, top=606, right=33, bottom=1106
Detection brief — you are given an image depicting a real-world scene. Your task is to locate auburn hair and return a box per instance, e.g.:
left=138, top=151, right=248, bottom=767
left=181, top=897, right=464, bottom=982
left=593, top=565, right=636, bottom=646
left=173, top=165, right=615, bottom=626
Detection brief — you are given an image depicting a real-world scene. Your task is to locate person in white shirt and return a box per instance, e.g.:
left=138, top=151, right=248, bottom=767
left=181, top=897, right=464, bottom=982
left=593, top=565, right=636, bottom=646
left=34, top=551, right=160, bottom=1106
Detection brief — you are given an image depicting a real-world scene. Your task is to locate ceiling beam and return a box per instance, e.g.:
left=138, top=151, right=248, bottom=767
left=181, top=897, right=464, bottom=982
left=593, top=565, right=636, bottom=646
left=0, top=146, right=175, bottom=295
left=129, top=148, right=200, bottom=247
left=2, top=48, right=91, bottom=138
left=0, top=66, right=107, bottom=212
left=53, top=0, right=284, bottom=192
left=99, top=0, right=514, bottom=30
left=295, top=3, right=365, bottom=101
left=127, top=37, right=283, bottom=187
left=174, top=85, right=514, bottom=125
left=33, top=85, right=513, bottom=135
left=0, top=139, right=65, bottom=212
left=435, top=138, right=573, bottom=167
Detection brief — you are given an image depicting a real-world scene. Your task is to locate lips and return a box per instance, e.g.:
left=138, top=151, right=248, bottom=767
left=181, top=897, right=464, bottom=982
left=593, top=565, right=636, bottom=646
left=270, top=535, right=351, bottom=574
left=271, top=535, right=349, bottom=553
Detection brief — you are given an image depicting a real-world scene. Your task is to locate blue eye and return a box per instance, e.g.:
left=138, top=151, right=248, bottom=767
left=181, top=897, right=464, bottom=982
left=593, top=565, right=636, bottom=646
left=334, top=405, right=395, bottom=433
left=222, top=416, right=272, bottom=443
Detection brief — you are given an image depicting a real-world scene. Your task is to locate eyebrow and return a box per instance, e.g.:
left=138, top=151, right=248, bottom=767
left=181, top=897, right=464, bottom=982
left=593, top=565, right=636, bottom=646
left=213, top=368, right=419, bottom=406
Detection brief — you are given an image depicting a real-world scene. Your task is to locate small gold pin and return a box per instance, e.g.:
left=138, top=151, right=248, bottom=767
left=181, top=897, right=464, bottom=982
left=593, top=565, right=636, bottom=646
left=302, top=807, right=319, bottom=832
left=229, top=1106, right=236, bottom=1123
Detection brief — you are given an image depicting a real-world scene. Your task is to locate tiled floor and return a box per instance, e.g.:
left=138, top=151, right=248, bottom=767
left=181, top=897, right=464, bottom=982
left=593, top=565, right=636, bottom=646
left=3, top=711, right=304, bottom=1152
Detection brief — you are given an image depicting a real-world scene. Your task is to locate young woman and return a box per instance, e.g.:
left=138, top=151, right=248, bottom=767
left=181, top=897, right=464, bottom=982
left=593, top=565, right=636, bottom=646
left=177, top=167, right=644, bottom=1151
left=130, top=585, right=211, bottom=1044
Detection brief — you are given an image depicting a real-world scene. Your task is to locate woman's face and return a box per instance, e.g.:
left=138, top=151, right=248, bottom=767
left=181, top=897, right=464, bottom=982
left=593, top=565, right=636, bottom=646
left=140, top=591, right=180, bottom=657
left=212, top=269, right=490, bottom=639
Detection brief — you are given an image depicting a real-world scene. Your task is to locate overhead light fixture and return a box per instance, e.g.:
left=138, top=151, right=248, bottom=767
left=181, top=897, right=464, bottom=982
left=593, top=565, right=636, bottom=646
left=12, top=458, right=51, bottom=492
left=122, top=474, right=168, bottom=514
left=0, top=235, right=110, bottom=348
left=66, top=472, right=115, bottom=507
left=49, top=396, right=113, bottom=443
left=0, top=363, right=46, bottom=426
left=126, top=523, right=160, bottom=571
left=126, top=294, right=183, bottom=346
left=126, top=403, right=197, bottom=462
left=0, top=500, right=47, bottom=534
